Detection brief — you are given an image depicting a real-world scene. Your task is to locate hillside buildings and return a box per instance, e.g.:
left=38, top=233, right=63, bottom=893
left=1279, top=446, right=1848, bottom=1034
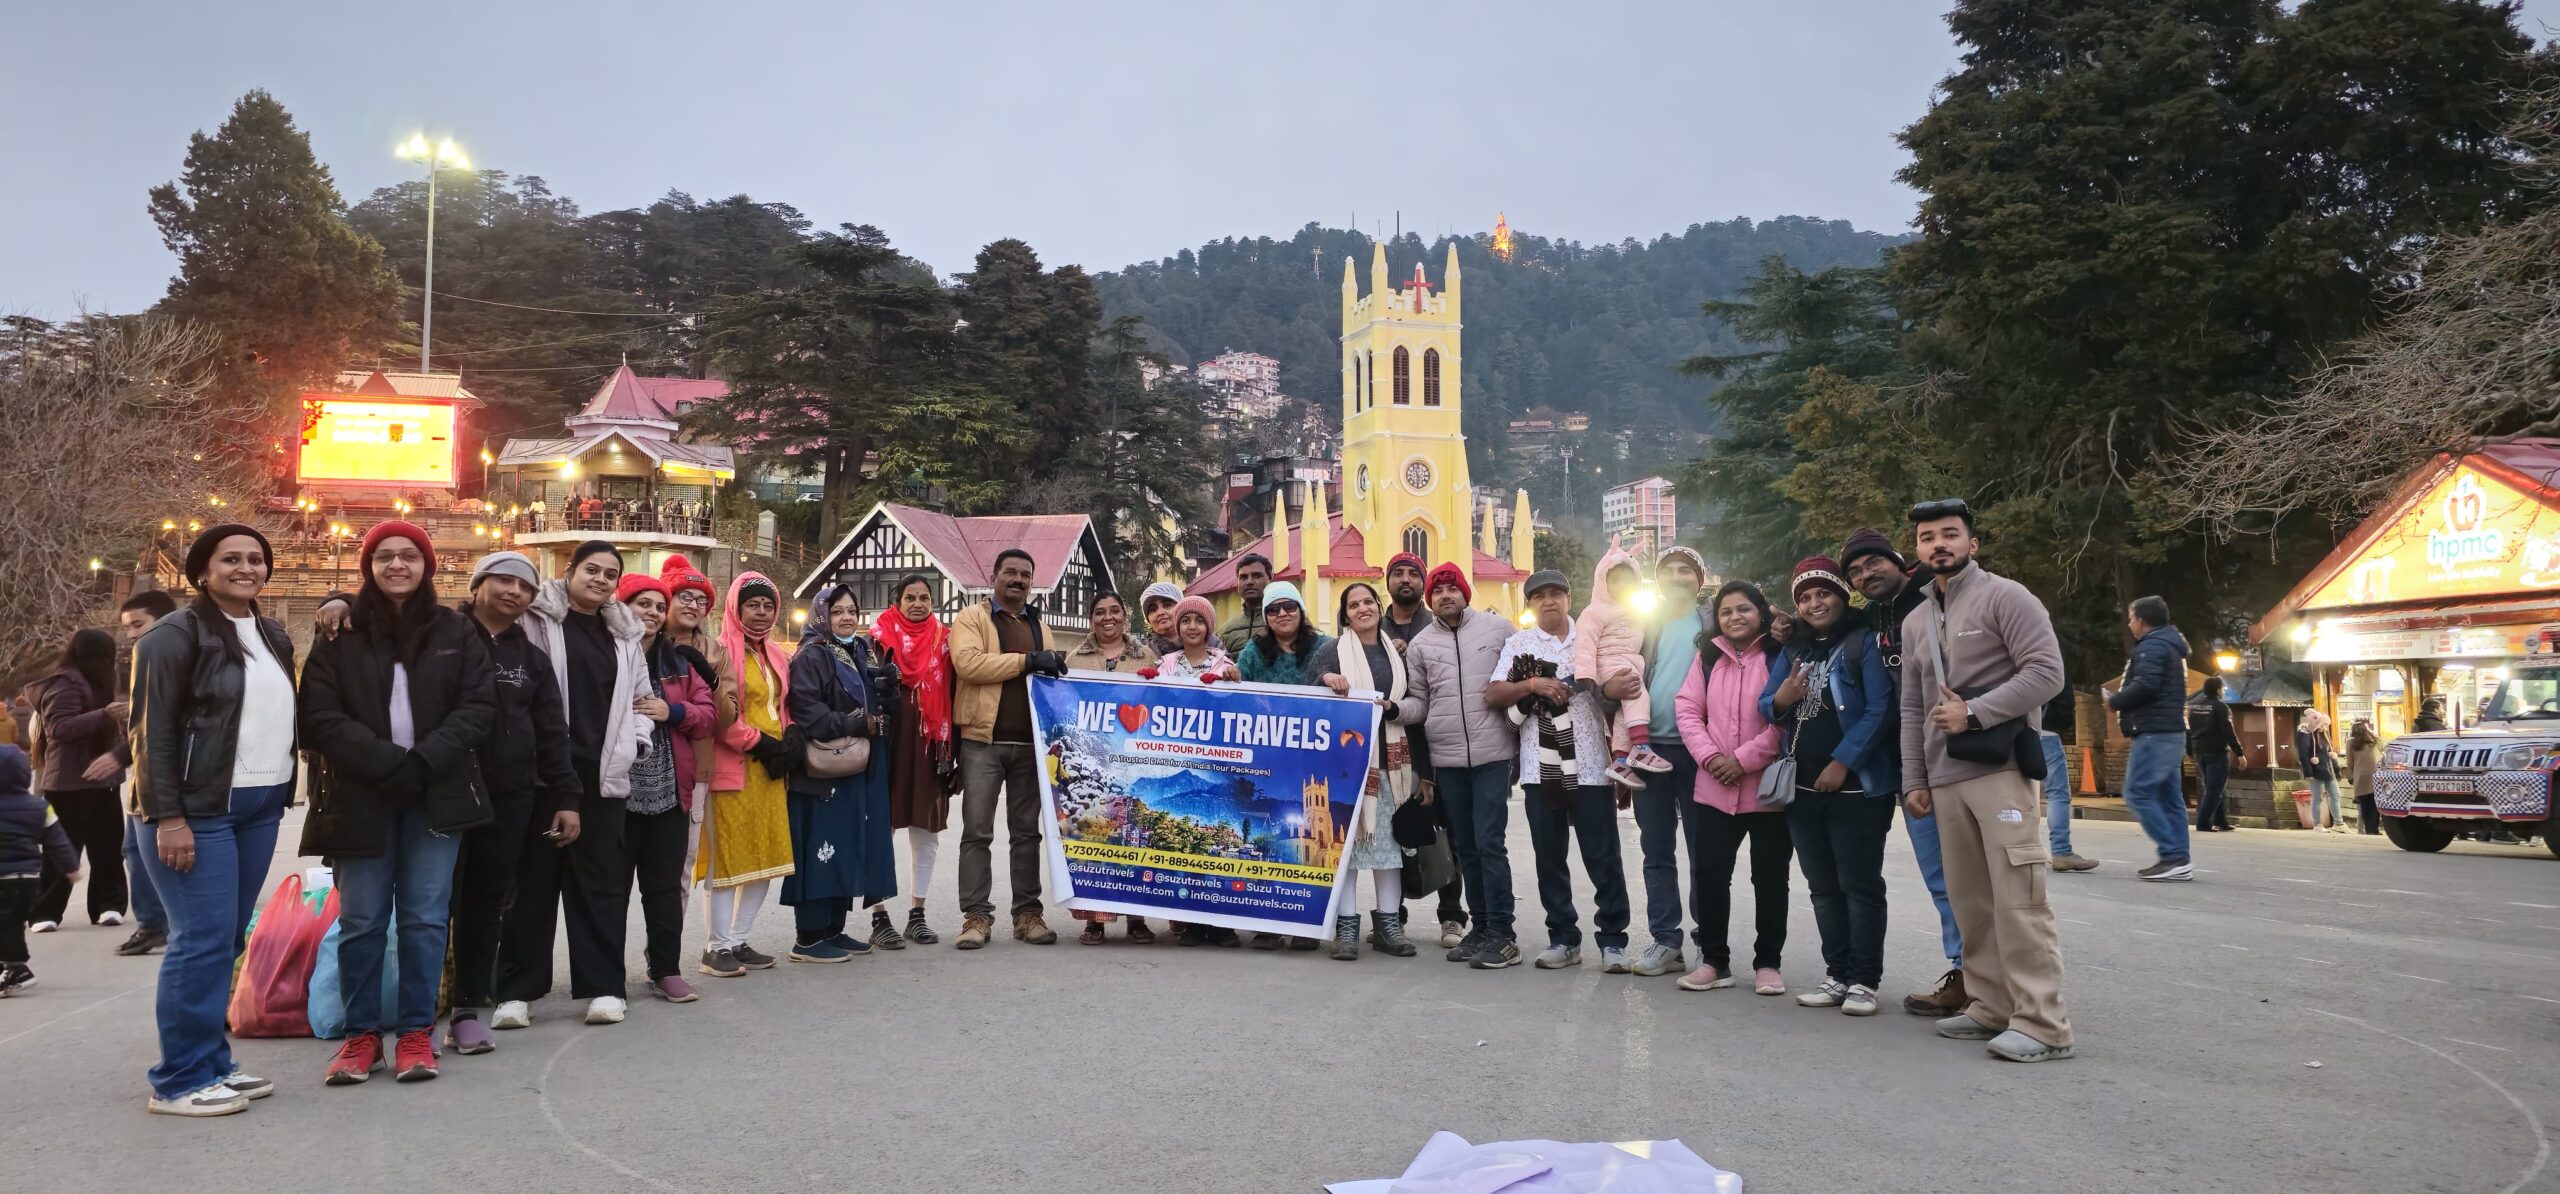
left=1601, top=475, right=1677, bottom=560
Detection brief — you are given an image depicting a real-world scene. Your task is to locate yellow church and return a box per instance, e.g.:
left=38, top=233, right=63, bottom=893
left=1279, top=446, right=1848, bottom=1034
left=1187, top=240, right=1536, bottom=632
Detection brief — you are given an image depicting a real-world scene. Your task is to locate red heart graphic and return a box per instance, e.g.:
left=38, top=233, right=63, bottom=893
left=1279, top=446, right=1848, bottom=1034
left=1117, top=703, right=1148, bottom=733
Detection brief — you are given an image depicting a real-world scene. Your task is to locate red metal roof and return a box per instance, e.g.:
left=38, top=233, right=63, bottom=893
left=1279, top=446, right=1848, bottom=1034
left=883, top=504, right=1091, bottom=590
left=1189, top=514, right=1523, bottom=595
left=572, top=364, right=729, bottom=425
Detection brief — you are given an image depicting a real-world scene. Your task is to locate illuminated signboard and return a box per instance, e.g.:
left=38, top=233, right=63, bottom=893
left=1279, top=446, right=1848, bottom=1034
left=297, top=397, right=457, bottom=487
left=2301, top=463, right=2560, bottom=611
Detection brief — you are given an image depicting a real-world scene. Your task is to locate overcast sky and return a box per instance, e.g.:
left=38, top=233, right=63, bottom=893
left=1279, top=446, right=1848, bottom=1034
left=8, top=2, right=2557, bottom=317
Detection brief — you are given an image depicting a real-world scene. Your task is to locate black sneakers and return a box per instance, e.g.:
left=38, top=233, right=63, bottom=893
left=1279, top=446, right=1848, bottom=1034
left=115, top=927, right=167, bottom=956
left=732, top=944, right=779, bottom=969
left=2138, top=860, right=2195, bottom=882
left=1469, top=938, right=1523, bottom=970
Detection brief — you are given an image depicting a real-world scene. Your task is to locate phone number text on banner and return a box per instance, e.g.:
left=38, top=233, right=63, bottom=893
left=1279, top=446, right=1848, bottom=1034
left=1030, top=672, right=1382, bottom=938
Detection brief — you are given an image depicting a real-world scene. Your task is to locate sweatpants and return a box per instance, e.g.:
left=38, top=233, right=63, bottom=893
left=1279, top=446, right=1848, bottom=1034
left=1934, top=769, right=2072, bottom=1047
left=497, top=782, right=629, bottom=1003
left=625, top=805, right=690, bottom=979
left=450, top=793, right=541, bottom=1010
left=957, top=740, right=1043, bottom=920
left=32, top=787, right=125, bottom=924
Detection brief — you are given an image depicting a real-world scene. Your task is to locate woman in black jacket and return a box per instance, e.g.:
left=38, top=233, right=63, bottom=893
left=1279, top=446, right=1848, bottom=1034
left=27, top=627, right=129, bottom=930
left=130, top=524, right=300, bottom=1118
left=298, top=522, right=496, bottom=1087
left=779, top=584, right=897, bottom=962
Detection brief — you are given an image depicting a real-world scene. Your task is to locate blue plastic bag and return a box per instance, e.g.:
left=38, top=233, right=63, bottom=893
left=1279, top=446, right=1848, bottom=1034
left=304, top=916, right=398, bottom=1040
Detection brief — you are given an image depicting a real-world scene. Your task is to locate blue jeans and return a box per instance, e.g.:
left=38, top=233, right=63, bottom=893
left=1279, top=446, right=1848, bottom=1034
left=1436, top=762, right=1517, bottom=942
left=2040, top=732, right=2073, bottom=855
left=1902, top=796, right=1961, bottom=967
left=125, top=814, right=167, bottom=934
left=1788, top=791, right=1895, bottom=988
left=2307, top=774, right=2343, bottom=828
left=2125, top=732, right=2192, bottom=864
left=134, top=782, right=288, bottom=1099
left=334, top=803, right=463, bottom=1034
left=1630, top=743, right=1696, bottom=949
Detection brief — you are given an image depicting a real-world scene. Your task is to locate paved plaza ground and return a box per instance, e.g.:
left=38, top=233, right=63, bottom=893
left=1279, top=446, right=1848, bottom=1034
left=1, top=811, right=2552, bottom=1193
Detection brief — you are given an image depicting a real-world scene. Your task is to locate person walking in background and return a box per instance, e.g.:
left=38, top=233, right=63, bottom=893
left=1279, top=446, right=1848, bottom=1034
left=871, top=574, right=957, bottom=947
left=1672, top=580, right=1789, bottom=996
left=444, top=552, right=579, bottom=1059
left=1573, top=546, right=1676, bottom=788
left=110, top=591, right=179, bottom=957
left=26, top=627, right=130, bottom=934
left=1403, top=563, right=1524, bottom=969
left=1238, top=580, right=1332, bottom=951
left=1899, top=500, right=2073, bottom=1063
left=2192, top=677, right=2246, bottom=833
left=696, top=572, right=796, bottom=976
left=2107, top=595, right=2195, bottom=881
left=1, top=744, right=77, bottom=996
left=301, top=521, right=498, bottom=1086
left=1630, top=547, right=1709, bottom=978
left=1761, top=557, right=1897, bottom=1018
left=617, top=576, right=714, bottom=1001
left=2349, top=718, right=2381, bottom=835
left=950, top=548, right=1069, bottom=950
left=1380, top=551, right=1466, bottom=951
left=782, top=585, right=899, bottom=963
left=1218, top=553, right=1274, bottom=654
left=2042, top=688, right=2096, bottom=869
left=2297, top=710, right=2344, bottom=832
left=1064, top=590, right=1157, bottom=945
left=1487, top=569, right=1635, bottom=974
left=1317, top=582, right=1421, bottom=960
left=131, top=524, right=297, bottom=1115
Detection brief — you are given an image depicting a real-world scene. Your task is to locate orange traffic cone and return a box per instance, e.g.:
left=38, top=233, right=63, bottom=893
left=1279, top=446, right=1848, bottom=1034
left=2078, top=748, right=2098, bottom=794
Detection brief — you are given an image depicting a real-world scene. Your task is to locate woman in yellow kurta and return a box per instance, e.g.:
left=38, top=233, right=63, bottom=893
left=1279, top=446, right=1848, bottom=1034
left=696, top=572, right=795, bottom=977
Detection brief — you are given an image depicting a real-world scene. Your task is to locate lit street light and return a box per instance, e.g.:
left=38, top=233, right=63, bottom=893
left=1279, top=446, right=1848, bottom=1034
left=396, top=133, right=472, bottom=374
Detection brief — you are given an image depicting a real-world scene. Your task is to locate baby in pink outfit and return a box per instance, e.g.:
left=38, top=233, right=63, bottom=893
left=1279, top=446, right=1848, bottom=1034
left=1574, top=543, right=1675, bottom=788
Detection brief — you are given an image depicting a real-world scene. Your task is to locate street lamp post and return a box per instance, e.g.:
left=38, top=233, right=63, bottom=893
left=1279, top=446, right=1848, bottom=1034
left=396, top=134, right=471, bottom=374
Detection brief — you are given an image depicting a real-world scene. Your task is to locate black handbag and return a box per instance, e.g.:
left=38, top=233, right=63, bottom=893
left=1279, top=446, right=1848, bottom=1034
left=1932, top=610, right=2048, bottom=782
left=294, top=750, right=382, bottom=859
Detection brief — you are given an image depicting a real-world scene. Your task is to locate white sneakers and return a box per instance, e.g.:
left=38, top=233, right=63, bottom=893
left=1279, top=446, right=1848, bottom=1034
left=491, top=997, right=626, bottom=1027
left=1842, top=984, right=1881, bottom=1016
left=99, top=911, right=125, bottom=927
left=490, top=1000, right=532, bottom=1030
left=148, top=1082, right=248, bottom=1117
left=29, top=920, right=58, bottom=934
left=584, top=996, right=627, bottom=1025
left=219, top=1070, right=274, bottom=1099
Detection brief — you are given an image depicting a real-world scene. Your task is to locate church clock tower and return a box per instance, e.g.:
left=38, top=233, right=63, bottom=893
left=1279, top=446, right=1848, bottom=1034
left=1341, top=241, right=1472, bottom=576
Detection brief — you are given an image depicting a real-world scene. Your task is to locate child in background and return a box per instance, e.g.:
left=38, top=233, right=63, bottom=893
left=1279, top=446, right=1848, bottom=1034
left=1575, top=543, right=1675, bottom=788
left=0, top=743, right=79, bottom=995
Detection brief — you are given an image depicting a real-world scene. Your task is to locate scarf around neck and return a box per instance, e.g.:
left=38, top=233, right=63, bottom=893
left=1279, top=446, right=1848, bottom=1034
left=872, top=605, right=953, bottom=749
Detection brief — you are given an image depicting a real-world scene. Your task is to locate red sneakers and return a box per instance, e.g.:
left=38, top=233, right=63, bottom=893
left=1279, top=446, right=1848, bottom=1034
left=324, top=1034, right=382, bottom=1086
left=392, top=1029, right=438, bottom=1082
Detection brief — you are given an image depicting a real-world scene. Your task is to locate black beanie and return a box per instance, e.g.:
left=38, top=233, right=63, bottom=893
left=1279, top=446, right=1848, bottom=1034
left=570, top=540, right=621, bottom=570
left=185, top=523, right=275, bottom=590
left=1839, top=527, right=1903, bottom=572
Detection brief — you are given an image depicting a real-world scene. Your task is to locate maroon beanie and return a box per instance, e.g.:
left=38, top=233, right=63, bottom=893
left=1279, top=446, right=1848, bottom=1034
left=1790, top=555, right=1849, bottom=603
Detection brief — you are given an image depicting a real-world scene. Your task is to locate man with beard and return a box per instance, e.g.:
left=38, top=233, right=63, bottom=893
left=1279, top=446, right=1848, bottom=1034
left=1628, top=546, right=1709, bottom=977
left=1402, top=564, right=1525, bottom=969
left=1899, top=500, right=2073, bottom=1063
left=1379, top=552, right=1465, bottom=948
left=1838, top=528, right=1963, bottom=1017
left=950, top=548, right=1070, bottom=949
left=1218, top=554, right=1273, bottom=655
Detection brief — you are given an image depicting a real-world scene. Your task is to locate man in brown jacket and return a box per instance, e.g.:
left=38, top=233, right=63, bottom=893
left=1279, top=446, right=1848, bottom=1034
left=1898, top=500, right=2074, bottom=1062
left=949, top=549, right=1069, bottom=949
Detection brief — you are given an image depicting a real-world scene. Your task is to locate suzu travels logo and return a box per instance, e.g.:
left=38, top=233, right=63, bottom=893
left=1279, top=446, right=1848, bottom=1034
left=2427, top=474, right=2506, bottom=571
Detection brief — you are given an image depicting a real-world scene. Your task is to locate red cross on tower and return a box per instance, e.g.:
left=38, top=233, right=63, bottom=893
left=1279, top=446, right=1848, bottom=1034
left=1408, top=262, right=1431, bottom=312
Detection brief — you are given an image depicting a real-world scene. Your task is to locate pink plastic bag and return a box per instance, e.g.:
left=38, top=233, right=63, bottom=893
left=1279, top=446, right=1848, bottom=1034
left=227, top=872, right=336, bottom=1038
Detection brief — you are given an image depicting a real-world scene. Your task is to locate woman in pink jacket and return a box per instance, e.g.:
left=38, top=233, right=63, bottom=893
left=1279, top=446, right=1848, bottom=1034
left=1672, top=579, right=1791, bottom=996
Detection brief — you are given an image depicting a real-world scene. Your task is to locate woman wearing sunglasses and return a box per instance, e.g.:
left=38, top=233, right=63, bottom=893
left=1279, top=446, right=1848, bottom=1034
left=1062, top=590, right=1159, bottom=945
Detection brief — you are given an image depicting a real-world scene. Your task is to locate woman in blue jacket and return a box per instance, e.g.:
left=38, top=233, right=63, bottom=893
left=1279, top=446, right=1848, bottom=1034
left=1760, top=557, right=1896, bottom=1018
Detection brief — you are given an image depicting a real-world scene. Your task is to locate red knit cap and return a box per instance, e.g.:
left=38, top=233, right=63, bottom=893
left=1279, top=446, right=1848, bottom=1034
left=616, top=574, right=670, bottom=606
left=1424, top=562, right=1471, bottom=604
left=659, top=553, right=714, bottom=602
left=360, top=520, right=435, bottom=574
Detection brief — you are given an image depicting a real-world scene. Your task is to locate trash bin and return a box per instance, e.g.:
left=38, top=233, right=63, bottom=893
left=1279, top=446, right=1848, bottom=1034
left=2292, top=788, right=2314, bottom=829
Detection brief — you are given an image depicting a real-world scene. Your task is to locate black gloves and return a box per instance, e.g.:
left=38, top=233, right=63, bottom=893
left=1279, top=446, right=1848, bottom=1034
left=388, top=753, right=433, bottom=796
left=747, top=732, right=794, bottom=773
left=1026, top=650, right=1069, bottom=678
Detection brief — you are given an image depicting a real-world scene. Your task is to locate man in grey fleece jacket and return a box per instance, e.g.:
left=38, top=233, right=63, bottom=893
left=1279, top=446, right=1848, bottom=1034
left=1898, top=502, right=2074, bottom=1063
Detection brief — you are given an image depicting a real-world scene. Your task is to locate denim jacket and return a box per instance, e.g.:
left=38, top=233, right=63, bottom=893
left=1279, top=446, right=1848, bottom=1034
left=1759, top=629, right=1898, bottom=797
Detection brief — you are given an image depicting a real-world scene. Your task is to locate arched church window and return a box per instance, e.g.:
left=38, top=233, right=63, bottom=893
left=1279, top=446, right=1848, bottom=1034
left=1403, top=523, right=1429, bottom=560
left=1423, top=348, right=1442, bottom=406
left=1393, top=346, right=1411, bottom=405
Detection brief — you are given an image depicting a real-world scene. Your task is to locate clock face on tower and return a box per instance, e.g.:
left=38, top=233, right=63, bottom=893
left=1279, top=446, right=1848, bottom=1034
left=1355, top=464, right=1370, bottom=497
left=1403, top=459, right=1434, bottom=493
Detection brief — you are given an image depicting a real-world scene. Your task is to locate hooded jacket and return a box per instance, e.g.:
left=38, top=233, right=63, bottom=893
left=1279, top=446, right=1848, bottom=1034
left=1571, top=546, right=1646, bottom=695
left=464, top=603, right=580, bottom=815
left=0, top=745, right=76, bottom=877
left=297, top=598, right=499, bottom=848
left=1675, top=634, right=1784, bottom=813
left=524, top=579, right=650, bottom=799
left=2108, top=624, right=2192, bottom=737
left=1396, top=608, right=1519, bottom=768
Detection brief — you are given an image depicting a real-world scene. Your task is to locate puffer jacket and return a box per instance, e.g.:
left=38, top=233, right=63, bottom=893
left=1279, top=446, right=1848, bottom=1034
left=523, top=580, right=650, bottom=799
left=129, top=601, right=299, bottom=822
left=1396, top=609, right=1519, bottom=767
left=784, top=628, right=891, bottom=799
left=2108, top=624, right=2192, bottom=737
left=950, top=600, right=1046, bottom=745
left=0, top=746, right=76, bottom=877
left=1674, top=636, right=1783, bottom=813
left=297, top=601, right=499, bottom=848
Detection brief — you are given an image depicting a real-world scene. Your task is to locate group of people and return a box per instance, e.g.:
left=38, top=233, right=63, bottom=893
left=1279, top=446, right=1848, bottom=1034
left=525, top=494, right=710, bottom=538
left=5, top=496, right=2095, bottom=1124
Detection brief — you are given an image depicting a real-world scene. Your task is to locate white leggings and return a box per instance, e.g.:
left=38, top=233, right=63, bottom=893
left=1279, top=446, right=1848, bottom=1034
left=707, top=880, right=769, bottom=951
left=1369, top=866, right=1402, bottom=913
left=906, top=828, right=939, bottom=903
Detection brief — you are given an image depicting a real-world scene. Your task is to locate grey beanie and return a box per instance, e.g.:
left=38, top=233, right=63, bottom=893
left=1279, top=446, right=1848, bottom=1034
left=469, top=551, right=541, bottom=591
